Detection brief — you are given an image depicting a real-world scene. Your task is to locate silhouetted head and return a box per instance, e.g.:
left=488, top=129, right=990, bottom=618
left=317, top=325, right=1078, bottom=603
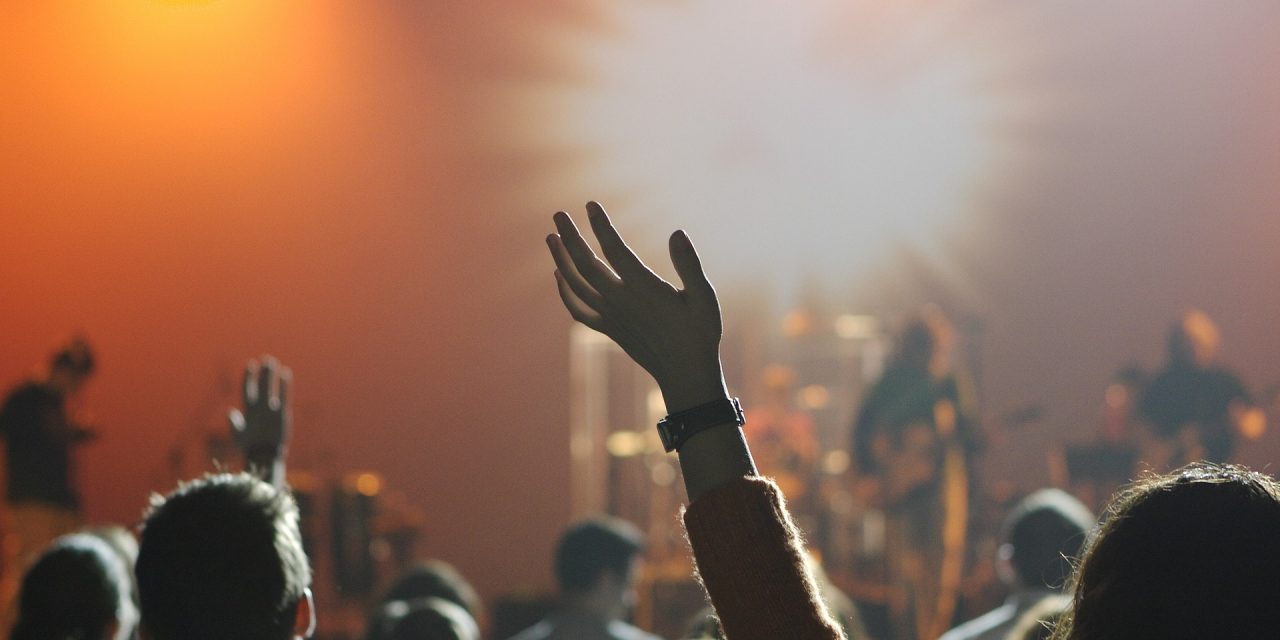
left=136, top=473, right=313, bottom=640
left=554, top=516, right=644, bottom=617
left=380, top=560, right=482, bottom=622
left=1167, top=310, right=1220, bottom=368
left=999, top=489, right=1094, bottom=591
left=367, top=597, right=479, bottom=640
left=894, top=306, right=953, bottom=374
left=48, top=336, right=95, bottom=393
left=12, top=533, right=137, bottom=640
left=1053, top=463, right=1280, bottom=639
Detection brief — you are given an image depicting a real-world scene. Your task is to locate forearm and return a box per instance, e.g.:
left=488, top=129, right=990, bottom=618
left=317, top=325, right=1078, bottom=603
left=683, top=476, right=846, bottom=640
left=677, top=421, right=758, bottom=502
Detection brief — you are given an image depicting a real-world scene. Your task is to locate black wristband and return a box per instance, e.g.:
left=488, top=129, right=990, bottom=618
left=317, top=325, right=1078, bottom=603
left=657, top=397, right=745, bottom=453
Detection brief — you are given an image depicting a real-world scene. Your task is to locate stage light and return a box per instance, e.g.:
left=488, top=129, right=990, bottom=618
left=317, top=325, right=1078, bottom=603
left=353, top=472, right=383, bottom=497
left=606, top=430, right=649, bottom=458
left=822, top=450, right=851, bottom=476
left=798, top=384, right=831, bottom=410
left=499, top=0, right=1020, bottom=294
left=835, top=314, right=880, bottom=340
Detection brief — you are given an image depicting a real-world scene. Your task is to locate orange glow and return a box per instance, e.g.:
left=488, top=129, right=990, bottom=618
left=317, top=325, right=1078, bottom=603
left=353, top=472, right=383, bottom=497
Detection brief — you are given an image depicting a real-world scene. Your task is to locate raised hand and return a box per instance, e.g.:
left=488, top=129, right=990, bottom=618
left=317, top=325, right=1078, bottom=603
left=547, top=202, right=728, bottom=413
left=228, top=356, right=291, bottom=485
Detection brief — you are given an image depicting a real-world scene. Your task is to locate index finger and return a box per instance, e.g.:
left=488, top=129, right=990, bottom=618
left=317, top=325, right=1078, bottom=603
left=554, top=211, right=622, bottom=292
left=585, top=201, right=664, bottom=286
left=243, top=360, right=259, bottom=405
left=258, top=356, right=278, bottom=409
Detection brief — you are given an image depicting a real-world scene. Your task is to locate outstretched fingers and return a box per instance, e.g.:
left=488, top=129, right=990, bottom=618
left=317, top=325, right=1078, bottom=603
left=553, top=211, right=621, bottom=293
left=547, top=234, right=605, bottom=311
left=555, top=270, right=606, bottom=331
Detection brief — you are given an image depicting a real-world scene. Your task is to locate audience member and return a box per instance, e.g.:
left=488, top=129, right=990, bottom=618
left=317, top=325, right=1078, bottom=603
left=135, top=357, right=313, bottom=640
left=11, top=533, right=137, bottom=640
left=1051, top=462, right=1280, bottom=639
left=135, top=472, right=313, bottom=640
left=546, top=202, right=844, bottom=639
left=369, top=597, right=479, bottom=640
left=379, top=560, right=484, bottom=626
left=939, top=489, right=1093, bottom=640
left=86, top=525, right=142, bottom=639
left=507, top=516, right=659, bottom=640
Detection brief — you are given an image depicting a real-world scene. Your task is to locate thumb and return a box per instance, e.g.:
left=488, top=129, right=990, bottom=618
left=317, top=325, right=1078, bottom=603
left=669, top=230, right=716, bottom=303
left=228, top=408, right=246, bottom=436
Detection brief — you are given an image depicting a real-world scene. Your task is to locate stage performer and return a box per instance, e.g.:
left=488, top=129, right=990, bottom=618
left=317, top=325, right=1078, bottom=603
left=851, top=308, right=977, bottom=640
left=1139, top=309, right=1264, bottom=469
left=0, top=338, right=99, bottom=557
left=0, top=338, right=99, bottom=630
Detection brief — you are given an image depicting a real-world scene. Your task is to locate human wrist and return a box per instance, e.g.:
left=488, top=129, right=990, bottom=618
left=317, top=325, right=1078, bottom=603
left=245, top=443, right=283, bottom=466
left=658, top=367, right=729, bottom=414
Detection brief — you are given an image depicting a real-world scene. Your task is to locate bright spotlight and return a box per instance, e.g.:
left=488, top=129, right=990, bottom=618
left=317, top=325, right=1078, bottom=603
left=497, top=0, right=1022, bottom=294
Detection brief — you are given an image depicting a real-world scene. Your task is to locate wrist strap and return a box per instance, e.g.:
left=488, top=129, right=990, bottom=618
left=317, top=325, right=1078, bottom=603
left=657, top=397, right=745, bottom=453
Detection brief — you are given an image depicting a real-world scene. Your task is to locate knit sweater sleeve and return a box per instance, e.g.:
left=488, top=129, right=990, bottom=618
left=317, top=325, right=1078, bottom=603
left=682, top=475, right=846, bottom=640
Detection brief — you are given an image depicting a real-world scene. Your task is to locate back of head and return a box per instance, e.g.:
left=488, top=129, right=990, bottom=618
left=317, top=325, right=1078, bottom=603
left=1002, top=489, right=1094, bottom=591
left=136, top=472, right=311, bottom=640
left=369, top=598, right=479, bottom=640
left=13, top=533, right=135, bottom=640
left=554, top=516, right=644, bottom=595
left=1055, top=463, right=1280, bottom=639
left=381, top=560, right=482, bottom=621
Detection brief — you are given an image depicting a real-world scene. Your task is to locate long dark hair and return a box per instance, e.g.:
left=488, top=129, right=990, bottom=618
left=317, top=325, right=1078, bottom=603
left=1052, top=463, right=1280, bottom=639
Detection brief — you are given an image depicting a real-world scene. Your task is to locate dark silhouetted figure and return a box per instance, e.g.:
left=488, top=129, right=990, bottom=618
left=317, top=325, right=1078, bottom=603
left=507, top=517, right=660, bottom=640
left=136, top=357, right=313, bottom=640
left=1140, top=310, right=1264, bottom=468
left=852, top=307, right=976, bottom=640
left=370, top=560, right=484, bottom=638
left=136, top=473, right=312, bottom=640
left=0, top=338, right=99, bottom=565
left=939, top=489, right=1093, bottom=640
left=368, top=597, right=479, bottom=640
left=11, top=533, right=137, bottom=640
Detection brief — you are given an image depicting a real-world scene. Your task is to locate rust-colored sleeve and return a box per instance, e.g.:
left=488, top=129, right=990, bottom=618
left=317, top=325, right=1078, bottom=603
left=682, top=476, right=846, bottom=640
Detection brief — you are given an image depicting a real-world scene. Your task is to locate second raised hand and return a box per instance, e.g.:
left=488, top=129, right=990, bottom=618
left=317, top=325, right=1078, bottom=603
left=546, top=202, right=728, bottom=413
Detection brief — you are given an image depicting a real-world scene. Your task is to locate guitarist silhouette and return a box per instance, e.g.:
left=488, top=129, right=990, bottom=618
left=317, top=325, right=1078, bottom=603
left=851, top=307, right=978, bottom=640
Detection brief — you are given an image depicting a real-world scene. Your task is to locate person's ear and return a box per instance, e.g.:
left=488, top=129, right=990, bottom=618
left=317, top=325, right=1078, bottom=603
left=294, top=588, right=316, bottom=639
left=996, top=542, right=1016, bottom=586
